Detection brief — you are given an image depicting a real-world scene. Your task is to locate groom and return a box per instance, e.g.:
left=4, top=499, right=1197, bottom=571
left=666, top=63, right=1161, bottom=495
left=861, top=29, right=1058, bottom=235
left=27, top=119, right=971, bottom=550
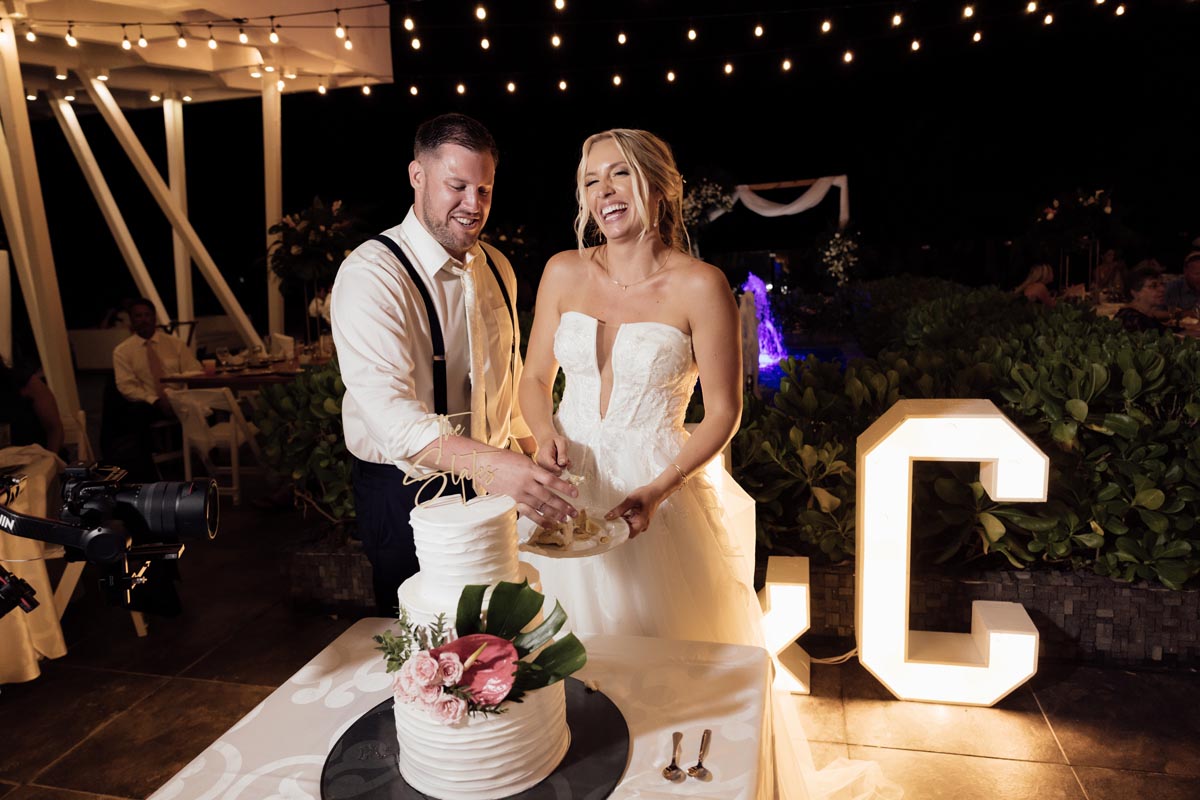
left=331, top=113, right=578, bottom=615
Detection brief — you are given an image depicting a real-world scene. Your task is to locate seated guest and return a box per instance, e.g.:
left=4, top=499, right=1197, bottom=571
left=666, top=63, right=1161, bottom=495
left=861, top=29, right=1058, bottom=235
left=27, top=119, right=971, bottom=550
left=1094, top=248, right=1127, bottom=300
left=0, top=357, right=65, bottom=458
left=110, top=298, right=200, bottom=479
left=1013, top=263, right=1057, bottom=307
left=1164, top=251, right=1200, bottom=311
left=1114, top=267, right=1170, bottom=333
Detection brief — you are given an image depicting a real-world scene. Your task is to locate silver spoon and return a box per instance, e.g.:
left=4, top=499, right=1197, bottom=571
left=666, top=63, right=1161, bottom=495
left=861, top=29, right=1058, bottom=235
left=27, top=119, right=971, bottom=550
left=687, top=729, right=712, bottom=780
left=662, top=731, right=684, bottom=782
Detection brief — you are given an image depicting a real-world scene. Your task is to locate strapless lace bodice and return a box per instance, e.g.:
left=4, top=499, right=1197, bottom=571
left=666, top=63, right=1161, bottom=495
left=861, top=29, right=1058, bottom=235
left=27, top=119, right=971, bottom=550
left=553, top=311, right=697, bottom=436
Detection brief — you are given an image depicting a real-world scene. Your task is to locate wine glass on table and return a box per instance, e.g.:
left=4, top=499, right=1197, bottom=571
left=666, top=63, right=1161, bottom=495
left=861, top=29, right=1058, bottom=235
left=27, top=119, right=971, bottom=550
left=215, top=346, right=231, bottom=371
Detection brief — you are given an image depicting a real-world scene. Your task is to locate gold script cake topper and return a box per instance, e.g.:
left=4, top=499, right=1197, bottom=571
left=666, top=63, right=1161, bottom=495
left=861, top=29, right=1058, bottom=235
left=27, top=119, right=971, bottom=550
left=402, top=413, right=497, bottom=507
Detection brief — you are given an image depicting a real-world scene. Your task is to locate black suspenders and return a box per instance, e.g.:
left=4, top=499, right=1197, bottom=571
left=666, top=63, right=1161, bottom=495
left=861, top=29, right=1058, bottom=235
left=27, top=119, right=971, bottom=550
left=368, top=235, right=515, bottom=417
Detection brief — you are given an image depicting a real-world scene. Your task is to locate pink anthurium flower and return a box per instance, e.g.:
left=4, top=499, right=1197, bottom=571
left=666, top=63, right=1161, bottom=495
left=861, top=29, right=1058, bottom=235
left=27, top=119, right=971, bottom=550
left=432, top=633, right=518, bottom=705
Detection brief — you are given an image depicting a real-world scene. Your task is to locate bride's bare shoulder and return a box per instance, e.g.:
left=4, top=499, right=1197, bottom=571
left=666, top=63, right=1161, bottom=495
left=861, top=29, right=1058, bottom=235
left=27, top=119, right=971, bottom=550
left=674, top=253, right=734, bottom=297
left=543, top=247, right=598, bottom=283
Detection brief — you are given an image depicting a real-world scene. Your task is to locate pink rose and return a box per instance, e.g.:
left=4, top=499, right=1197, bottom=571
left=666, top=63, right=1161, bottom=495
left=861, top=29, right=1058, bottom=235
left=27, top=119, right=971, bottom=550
left=409, top=652, right=441, bottom=687
left=393, top=660, right=420, bottom=703
left=417, top=682, right=443, bottom=708
left=431, top=634, right=518, bottom=706
left=432, top=694, right=468, bottom=726
left=438, top=652, right=464, bottom=686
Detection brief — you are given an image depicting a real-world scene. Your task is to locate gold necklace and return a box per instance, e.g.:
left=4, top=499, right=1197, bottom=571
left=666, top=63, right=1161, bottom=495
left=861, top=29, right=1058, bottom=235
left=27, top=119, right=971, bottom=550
left=600, top=244, right=672, bottom=291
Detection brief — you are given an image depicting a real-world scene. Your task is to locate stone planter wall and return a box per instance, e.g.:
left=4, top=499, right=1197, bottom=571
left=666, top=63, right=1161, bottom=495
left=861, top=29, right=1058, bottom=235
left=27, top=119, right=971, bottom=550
left=808, top=563, right=1200, bottom=667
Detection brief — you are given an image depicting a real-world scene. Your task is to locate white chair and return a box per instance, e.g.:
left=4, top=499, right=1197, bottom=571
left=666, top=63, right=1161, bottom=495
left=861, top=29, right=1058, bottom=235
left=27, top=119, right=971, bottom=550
left=267, top=332, right=295, bottom=360
left=165, top=388, right=262, bottom=506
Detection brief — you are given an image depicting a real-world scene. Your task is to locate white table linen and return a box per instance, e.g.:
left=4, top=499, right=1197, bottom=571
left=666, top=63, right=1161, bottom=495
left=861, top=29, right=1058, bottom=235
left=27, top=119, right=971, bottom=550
left=150, top=618, right=770, bottom=800
left=0, top=444, right=68, bottom=684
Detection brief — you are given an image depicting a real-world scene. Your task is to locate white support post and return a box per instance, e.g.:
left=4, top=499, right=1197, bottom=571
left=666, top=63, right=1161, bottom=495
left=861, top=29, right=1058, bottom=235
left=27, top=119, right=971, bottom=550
left=0, top=119, right=42, bottom=346
left=48, top=96, right=171, bottom=327
left=263, top=79, right=284, bottom=335
left=84, top=75, right=263, bottom=350
left=0, top=250, right=10, bottom=365
left=163, top=97, right=194, bottom=341
left=0, top=20, right=81, bottom=413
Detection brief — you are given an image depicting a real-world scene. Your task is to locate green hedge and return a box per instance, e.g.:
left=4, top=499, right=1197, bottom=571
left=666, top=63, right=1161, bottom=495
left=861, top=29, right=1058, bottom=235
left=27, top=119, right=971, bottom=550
left=734, top=278, right=1200, bottom=589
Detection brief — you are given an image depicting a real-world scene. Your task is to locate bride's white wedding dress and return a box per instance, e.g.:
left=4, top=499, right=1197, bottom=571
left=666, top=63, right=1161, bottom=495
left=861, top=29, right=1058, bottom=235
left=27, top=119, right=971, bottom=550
left=521, top=311, right=900, bottom=800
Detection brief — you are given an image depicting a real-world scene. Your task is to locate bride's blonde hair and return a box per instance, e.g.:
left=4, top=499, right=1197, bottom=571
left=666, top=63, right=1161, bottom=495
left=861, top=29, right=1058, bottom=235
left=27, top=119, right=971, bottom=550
left=574, top=129, right=688, bottom=254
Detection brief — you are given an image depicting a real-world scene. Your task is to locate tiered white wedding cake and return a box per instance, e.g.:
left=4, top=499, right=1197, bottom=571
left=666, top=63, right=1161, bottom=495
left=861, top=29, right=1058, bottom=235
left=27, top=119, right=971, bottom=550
left=390, top=495, right=573, bottom=800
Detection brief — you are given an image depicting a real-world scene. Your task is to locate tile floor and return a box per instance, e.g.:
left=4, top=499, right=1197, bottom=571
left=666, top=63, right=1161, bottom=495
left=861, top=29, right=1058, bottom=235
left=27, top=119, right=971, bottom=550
left=3, top=482, right=1199, bottom=800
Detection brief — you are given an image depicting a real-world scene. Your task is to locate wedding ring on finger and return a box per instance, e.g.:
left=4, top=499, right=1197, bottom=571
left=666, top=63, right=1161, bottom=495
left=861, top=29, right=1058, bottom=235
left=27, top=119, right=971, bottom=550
left=536, top=502, right=546, bottom=516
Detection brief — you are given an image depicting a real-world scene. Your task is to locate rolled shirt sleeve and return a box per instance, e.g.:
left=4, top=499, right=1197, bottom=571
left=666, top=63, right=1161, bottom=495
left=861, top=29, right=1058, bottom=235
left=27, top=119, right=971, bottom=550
left=331, top=244, right=449, bottom=467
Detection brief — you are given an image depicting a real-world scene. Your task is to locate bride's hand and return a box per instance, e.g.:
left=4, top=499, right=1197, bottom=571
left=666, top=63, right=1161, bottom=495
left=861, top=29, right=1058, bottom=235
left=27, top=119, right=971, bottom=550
left=605, top=485, right=668, bottom=539
left=534, top=435, right=572, bottom=474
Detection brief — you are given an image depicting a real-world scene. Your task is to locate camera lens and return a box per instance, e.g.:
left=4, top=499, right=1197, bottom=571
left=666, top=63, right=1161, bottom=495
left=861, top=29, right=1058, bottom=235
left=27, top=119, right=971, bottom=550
left=123, top=480, right=218, bottom=540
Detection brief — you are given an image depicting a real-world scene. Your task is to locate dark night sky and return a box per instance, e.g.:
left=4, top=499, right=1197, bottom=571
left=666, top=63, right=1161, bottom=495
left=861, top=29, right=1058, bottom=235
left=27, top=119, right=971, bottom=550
left=10, top=0, right=1200, bottom=344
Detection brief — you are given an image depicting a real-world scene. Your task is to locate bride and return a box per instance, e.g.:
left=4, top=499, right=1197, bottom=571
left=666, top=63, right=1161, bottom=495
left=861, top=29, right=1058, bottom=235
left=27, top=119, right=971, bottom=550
left=518, top=129, right=899, bottom=800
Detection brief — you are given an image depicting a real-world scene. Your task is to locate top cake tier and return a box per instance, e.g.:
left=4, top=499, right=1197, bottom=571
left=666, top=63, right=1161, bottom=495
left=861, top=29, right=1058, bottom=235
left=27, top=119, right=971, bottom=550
left=410, top=495, right=520, bottom=607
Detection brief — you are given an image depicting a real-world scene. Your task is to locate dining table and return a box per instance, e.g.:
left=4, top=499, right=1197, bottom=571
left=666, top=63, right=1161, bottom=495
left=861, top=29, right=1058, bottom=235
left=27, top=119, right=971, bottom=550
left=149, top=618, right=772, bottom=800
left=0, top=444, right=68, bottom=684
left=160, top=364, right=306, bottom=393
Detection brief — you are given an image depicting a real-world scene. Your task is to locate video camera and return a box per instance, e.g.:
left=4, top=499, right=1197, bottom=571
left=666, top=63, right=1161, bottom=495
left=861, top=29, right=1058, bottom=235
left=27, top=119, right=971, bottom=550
left=0, top=464, right=217, bottom=620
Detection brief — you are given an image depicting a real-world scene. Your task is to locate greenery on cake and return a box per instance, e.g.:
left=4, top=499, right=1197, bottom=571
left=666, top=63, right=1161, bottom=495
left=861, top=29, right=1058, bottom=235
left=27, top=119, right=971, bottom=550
left=374, top=581, right=587, bottom=724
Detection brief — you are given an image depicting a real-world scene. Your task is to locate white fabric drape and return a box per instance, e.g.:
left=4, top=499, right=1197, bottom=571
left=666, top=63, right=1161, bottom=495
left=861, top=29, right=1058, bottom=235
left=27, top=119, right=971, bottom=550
left=712, top=176, right=851, bottom=229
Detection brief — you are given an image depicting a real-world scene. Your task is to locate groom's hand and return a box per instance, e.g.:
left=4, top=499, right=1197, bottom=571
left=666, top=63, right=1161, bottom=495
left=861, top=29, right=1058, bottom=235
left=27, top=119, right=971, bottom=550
left=479, top=448, right=579, bottom=524
left=533, top=435, right=572, bottom=474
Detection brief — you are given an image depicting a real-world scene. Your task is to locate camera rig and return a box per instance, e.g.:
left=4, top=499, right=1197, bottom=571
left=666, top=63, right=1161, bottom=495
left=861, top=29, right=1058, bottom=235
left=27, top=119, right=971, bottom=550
left=0, top=464, right=217, bottom=620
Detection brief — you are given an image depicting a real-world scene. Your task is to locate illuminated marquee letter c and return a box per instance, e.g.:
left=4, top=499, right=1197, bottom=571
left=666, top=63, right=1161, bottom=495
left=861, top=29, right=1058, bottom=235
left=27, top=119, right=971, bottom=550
left=855, top=399, right=1047, bottom=706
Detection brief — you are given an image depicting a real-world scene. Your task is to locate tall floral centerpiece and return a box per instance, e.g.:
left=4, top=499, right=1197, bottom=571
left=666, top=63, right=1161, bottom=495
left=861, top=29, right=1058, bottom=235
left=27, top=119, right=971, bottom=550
left=682, top=177, right=735, bottom=257
left=817, top=228, right=860, bottom=288
left=375, top=581, right=587, bottom=724
left=266, top=197, right=367, bottom=343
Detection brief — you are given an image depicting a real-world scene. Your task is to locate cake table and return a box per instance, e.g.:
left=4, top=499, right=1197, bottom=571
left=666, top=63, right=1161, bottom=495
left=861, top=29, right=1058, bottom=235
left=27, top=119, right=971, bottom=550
left=150, top=618, right=770, bottom=800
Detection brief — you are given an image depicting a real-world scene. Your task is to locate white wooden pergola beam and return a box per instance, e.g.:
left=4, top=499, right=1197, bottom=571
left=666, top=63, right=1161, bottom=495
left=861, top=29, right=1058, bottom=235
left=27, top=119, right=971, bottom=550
left=84, top=74, right=263, bottom=350
left=163, top=96, right=194, bottom=340
left=263, top=79, right=284, bottom=335
left=48, top=94, right=171, bottom=327
left=0, top=20, right=80, bottom=412
left=0, top=119, right=41, bottom=343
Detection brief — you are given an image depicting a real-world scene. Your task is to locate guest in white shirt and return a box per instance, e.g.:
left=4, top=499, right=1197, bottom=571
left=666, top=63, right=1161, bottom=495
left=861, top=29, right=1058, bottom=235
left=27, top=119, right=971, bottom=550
left=332, top=113, right=578, bottom=614
left=108, top=298, right=200, bottom=482
left=113, top=298, right=201, bottom=416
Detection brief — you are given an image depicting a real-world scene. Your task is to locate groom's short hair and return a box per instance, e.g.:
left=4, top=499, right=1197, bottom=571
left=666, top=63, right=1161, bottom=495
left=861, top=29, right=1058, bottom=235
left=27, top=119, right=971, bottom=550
left=414, top=113, right=499, bottom=166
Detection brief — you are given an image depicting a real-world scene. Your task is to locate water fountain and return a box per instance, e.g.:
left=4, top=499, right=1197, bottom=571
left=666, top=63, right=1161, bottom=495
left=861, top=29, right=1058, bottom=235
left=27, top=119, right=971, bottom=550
left=740, top=273, right=787, bottom=368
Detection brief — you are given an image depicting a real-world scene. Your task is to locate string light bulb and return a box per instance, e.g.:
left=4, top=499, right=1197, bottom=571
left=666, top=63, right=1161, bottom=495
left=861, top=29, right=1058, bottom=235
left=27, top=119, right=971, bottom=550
left=475, top=6, right=487, bottom=21
left=555, top=0, right=565, bottom=9
left=65, top=23, right=77, bottom=47
left=506, top=81, right=516, bottom=93
left=55, top=67, right=67, bottom=80
left=723, top=62, right=733, bottom=75
left=137, top=25, right=148, bottom=48
left=318, top=82, right=327, bottom=94
left=687, top=28, right=697, bottom=41
left=362, top=84, right=371, bottom=95
left=343, top=29, right=353, bottom=50
left=238, top=27, right=248, bottom=44
left=1115, top=4, right=1125, bottom=15
left=480, top=37, right=489, bottom=49
left=250, top=66, right=262, bottom=78
left=456, top=82, right=466, bottom=94
left=26, top=89, right=36, bottom=101
left=667, top=70, right=676, bottom=82
left=150, top=92, right=161, bottom=102
left=782, top=58, right=792, bottom=71
left=558, top=79, right=567, bottom=91
left=335, top=9, right=345, bottom=39
left=617, top=32, right=626, bottom=45
left=121, top=25, right=131, bottom=49
left=821, top=19, right=832, bottom=33
left=182, top=94, right=192, bottom=102
left=276, top=78, right=285, bottom=91
left=843, top=50, right=854, bottom=63
left=208, top=25, right=217, bottom=49
left=65, top=91, right=75, bottom=102
left=177, top=24, right=187, bottom=48
left=963, top=6, right=975, bottom=18
left=264, top=64, right=275, bottom=72
left=1026, top=2, right=1037, bottom=12
left=972, top=30, right=983, bottom=42
left=410, top=85, right=418, bottom=95
left=612, top=74, right=622, bottom=86
left=911, top=38, right=921, bottom=51
left=892, top=13, right=903, bottom=27
left=1095, top=0, right=1106, bottom=4
left=1044, top=13, right=1054, bottom=24
left=24, top=25, right=35, bottom=43
left=404, top=17, right=415, bottom=31
left=411, top=37, right=421, bottom=49
left=551, top=33, right=561, bottom=47
left=96, top=69, right=109, bottom=81
left=269, top=17, right=279, bottom=44
left=754, top=24, right=764, bottom=37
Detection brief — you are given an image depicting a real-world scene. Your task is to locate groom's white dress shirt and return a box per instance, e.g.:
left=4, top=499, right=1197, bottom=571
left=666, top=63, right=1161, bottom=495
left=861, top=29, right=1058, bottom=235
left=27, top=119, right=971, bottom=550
left=331, top=208, right=530, bottom=473
left=112, top=330, right=201, bottom=405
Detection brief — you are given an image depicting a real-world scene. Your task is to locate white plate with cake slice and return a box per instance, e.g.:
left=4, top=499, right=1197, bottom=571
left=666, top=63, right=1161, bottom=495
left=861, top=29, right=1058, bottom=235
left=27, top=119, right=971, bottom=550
left=517, top=509, right=631, bottom=558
